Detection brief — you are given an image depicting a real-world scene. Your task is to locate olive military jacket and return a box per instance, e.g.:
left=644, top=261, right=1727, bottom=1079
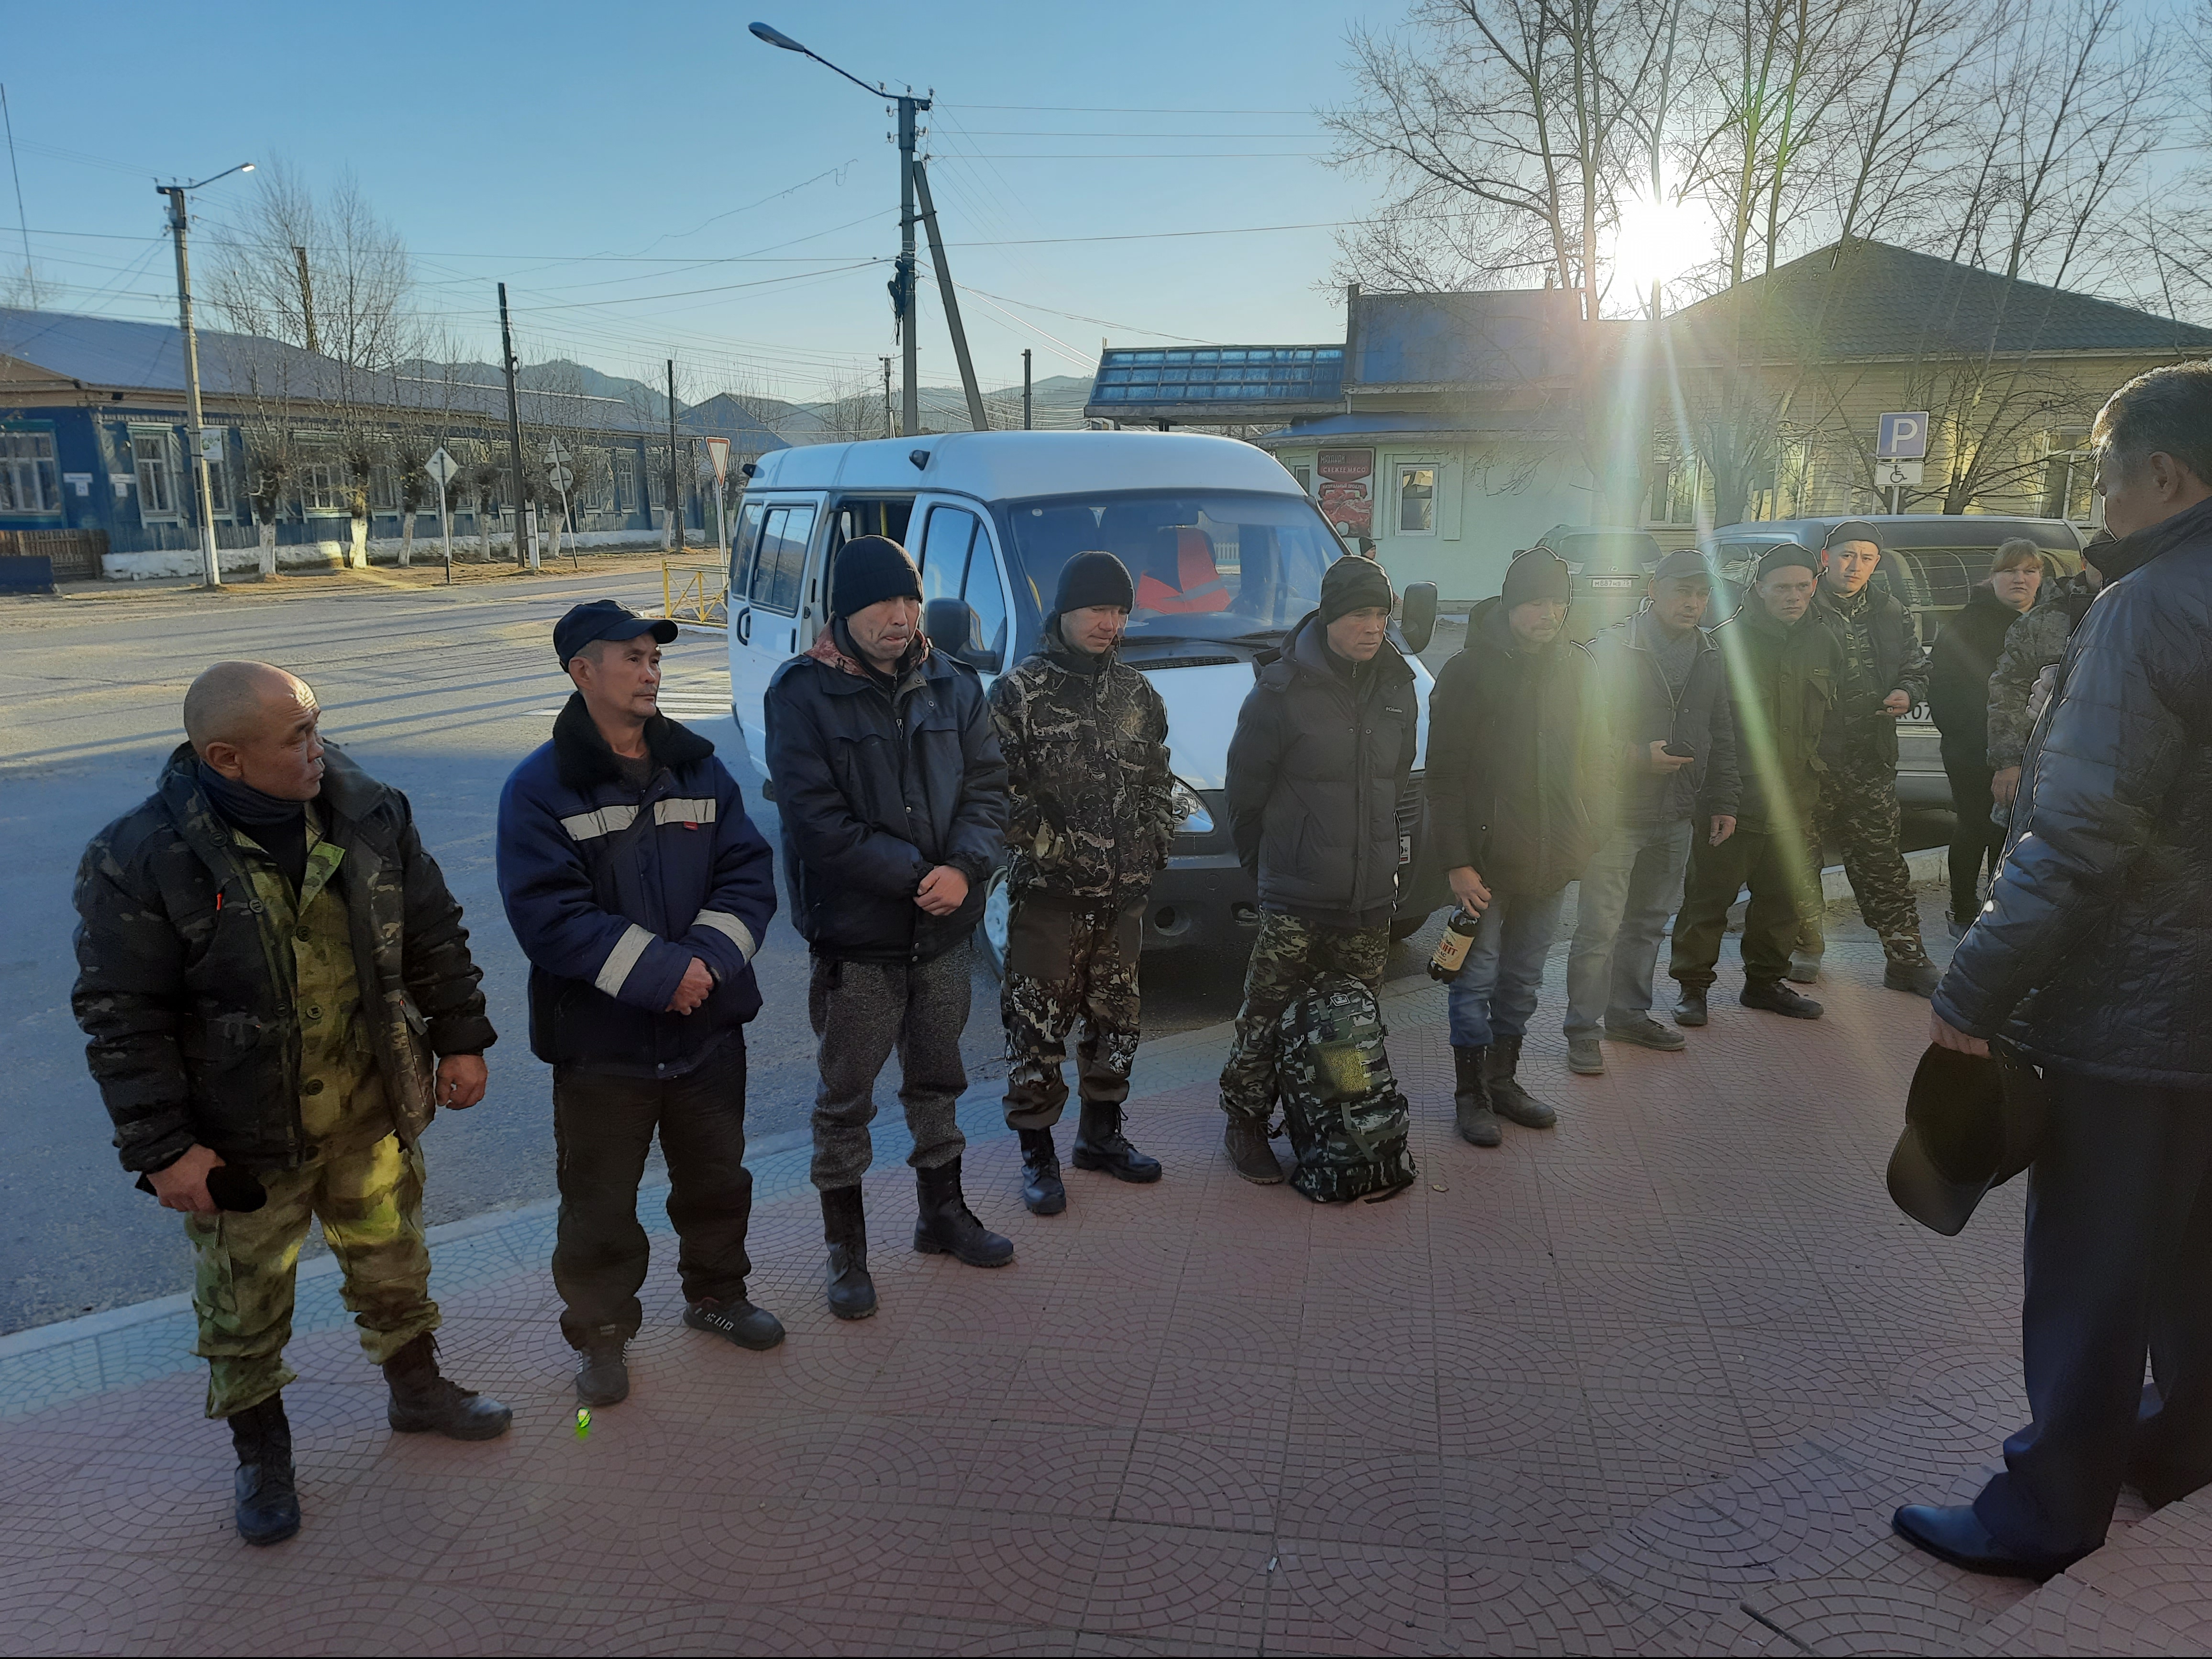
left=1712, top=598, right=1844, bottom=836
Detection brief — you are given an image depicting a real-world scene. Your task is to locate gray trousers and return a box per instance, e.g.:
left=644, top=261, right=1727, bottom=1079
left=1564, top=819, right=1693, bottom=1037
left=808, top=942, right=972, bottom=1191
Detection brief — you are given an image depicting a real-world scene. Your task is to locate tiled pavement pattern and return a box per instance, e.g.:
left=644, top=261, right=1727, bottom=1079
left=6, top=933, right=2210, bottom=1655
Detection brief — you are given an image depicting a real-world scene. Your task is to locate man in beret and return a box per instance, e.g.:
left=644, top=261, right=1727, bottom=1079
left=499, top=599, right=783, bottom=1409
left=1564, top=549, right=1738, bottom=1074
left=765, top=536, right=1012, bottom=1313
left=1800, top=520, right=1938, bottom=995
left=989, top=551, right=1176, bottom=1215
left=1670, top=546, right=1842, bottom=1023
left=1219, top=554, right=1416, bottom=1182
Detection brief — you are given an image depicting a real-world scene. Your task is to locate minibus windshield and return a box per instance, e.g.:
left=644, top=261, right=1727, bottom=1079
left=999, top=490, right=1338, bottom=644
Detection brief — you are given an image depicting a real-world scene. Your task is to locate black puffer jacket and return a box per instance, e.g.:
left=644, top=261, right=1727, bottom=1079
left=1224, top=610, right=1417, bottom=930
left=1935, top=495, right=2212, bottom=1085
left=1927, top=586, right=2027, bottom=767
left=1427, top=597, right=1609, bottom=896
left=764, top=624, right=1009, bottom=963
left=1586, top=610, right=1740, bottom=829
left=72, top=745, right=494, bottom=1175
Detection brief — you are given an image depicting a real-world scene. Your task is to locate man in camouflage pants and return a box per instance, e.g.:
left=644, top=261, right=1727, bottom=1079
left=1800, top=520, right=1941, bottom=995
left=73, top=662, right=509, bottom=1548
left=990, top=551, right=1176, bottom=1214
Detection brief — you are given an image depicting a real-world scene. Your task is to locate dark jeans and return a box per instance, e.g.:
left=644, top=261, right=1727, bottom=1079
left=552, top=1036, right=753, bottom=1349
left=1446, top=888, right=1566, bottom=1048
left=808, top=943, right=971, bottom=1190
left=1973, top=1069, right=2212, bottom=1559
left=1943, top=754, right=2005, bottom=922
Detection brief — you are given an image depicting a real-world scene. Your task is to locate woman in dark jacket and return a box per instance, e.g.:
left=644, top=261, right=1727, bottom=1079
left=1927, top=539, right=2041, bottom=935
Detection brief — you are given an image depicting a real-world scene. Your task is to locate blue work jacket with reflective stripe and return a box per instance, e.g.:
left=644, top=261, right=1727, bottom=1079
left=497, top=696, right=776, bottom=1077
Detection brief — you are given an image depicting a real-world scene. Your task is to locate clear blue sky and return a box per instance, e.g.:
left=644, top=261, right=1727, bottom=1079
left=8, top=0, right=1381, bottom=402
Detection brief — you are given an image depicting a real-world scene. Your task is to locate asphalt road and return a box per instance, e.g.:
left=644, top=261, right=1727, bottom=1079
left=0, top=562, right=1443, bottom=1333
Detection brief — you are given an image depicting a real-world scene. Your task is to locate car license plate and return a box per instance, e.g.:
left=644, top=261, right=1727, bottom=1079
left=1586, top=576, right=1638, bottom=590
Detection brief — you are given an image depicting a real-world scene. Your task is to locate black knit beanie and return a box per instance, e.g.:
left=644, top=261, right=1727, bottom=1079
left=830, top=535, right=923, bottom=619
left=1755, top=542, right=1820, bottom=580
left=1054, top=550, right=1135, bottom=613
left=1501, top=549, right=1572, bottom=608
left=1319, top=553, right=1395, bottom=623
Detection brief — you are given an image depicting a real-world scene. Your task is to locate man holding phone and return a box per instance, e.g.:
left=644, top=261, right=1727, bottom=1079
left=1564, top=549, right=1738, bottom=1075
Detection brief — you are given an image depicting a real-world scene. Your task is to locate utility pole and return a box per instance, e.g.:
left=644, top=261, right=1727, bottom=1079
left=1023, top=349, right=1033, bottom=431
left=293, top=245, right=319, bottom=355
left=896, top=94, right=920, bottom=438
left=160, top=177, right=244, bottom=589
left=666, top=359, right=681, bottom=551
left=880, top=355, right=894, bottom=440
left=910, top=157, right=986, bottom=431
left=498, top=282, right=532, bottom=568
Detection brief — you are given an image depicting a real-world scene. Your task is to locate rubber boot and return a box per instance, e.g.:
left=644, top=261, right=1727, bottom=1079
left=383, top=1332, right=513, bottom=1440
left=912, top=1157, right=1015, bottom=1267
left=1071, top=1100, right=1162, bottom=1183
left=229, top=1394, right=301, bottom=1546
left=1483, top=1035, right=1558, bottom=1129
left=821, top=1184, right=878, bottom=1320
left=1018, top=1127, right=1067, bottom=1216
left=1452, top=1045, right=1503, bottom=1147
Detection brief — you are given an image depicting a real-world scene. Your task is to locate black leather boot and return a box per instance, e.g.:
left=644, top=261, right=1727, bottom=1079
left=1452, top=1045, right=1503, bottom=1147
left=383, top=1332, right=513, bottom=1440
left=1672, top=986, right=1709, bottom=1027
left=1484, top=1035, right=1558, bottom=1129
left=1018, top=1127, right=1067, bottom=1216
left=1071, top=1101, right=1162, bottom=1183
left=1223, top=1113, right=1284, bottom=1183
left=228, top=1394, right=301, bottom=1546
left=821, top=1185, right=878, bottom=1319
left=912, top=1157, right=1015, bottom=1267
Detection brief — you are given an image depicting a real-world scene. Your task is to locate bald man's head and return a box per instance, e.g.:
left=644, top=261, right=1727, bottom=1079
left=186, top=662, right=326, bottom=801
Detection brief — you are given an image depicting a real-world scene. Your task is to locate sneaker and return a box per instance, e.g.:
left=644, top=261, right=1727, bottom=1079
left=1741, top=979, right=1824, bottom=1019
left=575, top=1334, right=630, bottom=1407
left=1885, top=958, right=1943, bottom=997
left=1566, top=1034, right=1605, bottom=1075
left=1786, top=950, right=1822, bottom=984
left=1604, top=1015, right=1686, bottom=1052
left=683, top=1296, right=786, bottom=1351
left=1672, top=989, right=1708, bottom=1028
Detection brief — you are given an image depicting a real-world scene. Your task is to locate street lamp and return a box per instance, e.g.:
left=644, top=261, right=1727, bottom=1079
left=157, top=161, right=254, bottom=588
left=748, top=21, right=987, bottom=436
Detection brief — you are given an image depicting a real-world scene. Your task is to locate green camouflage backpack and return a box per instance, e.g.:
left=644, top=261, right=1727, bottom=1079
left=1274, top=971, right=1417, bottom=1204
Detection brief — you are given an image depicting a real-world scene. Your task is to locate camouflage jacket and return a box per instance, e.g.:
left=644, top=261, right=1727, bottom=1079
left=1986, top=575, right=2098, bottom=771
left=72, top=744, right=493, bottom=1175
left=987, top=624, right=1176, bottom=902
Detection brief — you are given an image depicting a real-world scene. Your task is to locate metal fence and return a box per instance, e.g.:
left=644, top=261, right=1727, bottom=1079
left=661, top=559, right=729, bottom=630
left=0, top=528, right=107, bottom=580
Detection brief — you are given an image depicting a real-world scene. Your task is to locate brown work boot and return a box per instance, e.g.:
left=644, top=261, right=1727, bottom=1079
left=1223, top=1113, right=1284, bottom=1183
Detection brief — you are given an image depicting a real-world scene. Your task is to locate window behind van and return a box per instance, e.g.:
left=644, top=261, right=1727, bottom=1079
left=999, top=490, right=1338, bottom=644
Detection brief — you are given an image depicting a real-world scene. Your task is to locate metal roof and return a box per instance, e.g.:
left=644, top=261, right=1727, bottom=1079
left=1086, top=344, right=1343, bottom=420
left=1351, top=290, right=1584, bottom=387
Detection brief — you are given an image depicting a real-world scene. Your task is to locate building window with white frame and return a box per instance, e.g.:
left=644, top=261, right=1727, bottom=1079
left=2042, top=429, right=2097, bottom=525
left=202, top=449, right=232, bottom=516
left=0, top=429, right=59, bottom=512
left=1397, top=465, right=1436, bottom=534
left=297, top=445, right=348, bottom=515
left=615, top=451, right=638, bottom=513
left=1646, top=453, right=1707, bottom=529
left=132, top=431, right=179, bottom=521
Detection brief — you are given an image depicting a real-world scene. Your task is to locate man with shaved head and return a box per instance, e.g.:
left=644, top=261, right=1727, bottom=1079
left=74, top=660, right=509, bottom=1548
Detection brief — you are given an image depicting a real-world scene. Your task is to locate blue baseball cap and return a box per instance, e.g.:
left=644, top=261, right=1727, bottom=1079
left=554, top=599, right=677, bottom=667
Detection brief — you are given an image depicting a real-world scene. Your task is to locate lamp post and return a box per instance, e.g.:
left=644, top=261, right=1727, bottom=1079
left=749, top=21, right=986, bottom=437
left=157, top=162, right=253, bottom=589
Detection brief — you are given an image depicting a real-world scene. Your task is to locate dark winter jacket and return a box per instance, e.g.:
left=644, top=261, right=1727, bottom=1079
left=1224, top=610, right=1418, bottom=930
left=1813, top=579, right=1928, bottom=766
left=1586, top=609, right=1740, bottom=829
left=1985, top=574, right=2099, bottom=770
left=1712, top=598, right=1843, bottom=836
left=72, top=744, right=495, bottom=1176
left=1426, top=597, right=1609, bottom=896
left=1928, top=586, right=2030, bottom=768
left=1935, top=494, right=2212, bottom=1086
left=498, top=697, right=776, bottom=1078
left=764, top=624, right=1009, bottom=962
left=988, top=619, right=1176, bottom=904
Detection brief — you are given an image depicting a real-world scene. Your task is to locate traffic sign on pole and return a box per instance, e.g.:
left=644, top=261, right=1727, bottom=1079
left=1877, top=412, right=1930, bottom=460
left=705, top=436, right=730, bottom=482
left=1878, top=459, right=1925, bottom=487
left=547, top=463, right=574, bottom=493
left=424, top=446, right=458, bottom=487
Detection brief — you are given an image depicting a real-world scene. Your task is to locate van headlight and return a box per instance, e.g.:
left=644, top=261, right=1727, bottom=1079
left=1171, top=780, right=1214, bottom=836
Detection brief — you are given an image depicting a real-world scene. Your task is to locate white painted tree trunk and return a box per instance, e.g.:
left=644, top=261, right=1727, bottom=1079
left=257, top=518, right=276, bottom=577
left=399, top=509, right=415, bottom=567
left=348, top=513, right=368, bottom=569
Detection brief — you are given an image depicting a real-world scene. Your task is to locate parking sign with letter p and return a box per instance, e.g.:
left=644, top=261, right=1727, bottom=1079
left=1878, top=412, right=1930, bottom=460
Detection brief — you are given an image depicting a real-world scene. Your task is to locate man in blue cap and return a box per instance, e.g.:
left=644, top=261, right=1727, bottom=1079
left=498, top=599, right=782, bottom=1410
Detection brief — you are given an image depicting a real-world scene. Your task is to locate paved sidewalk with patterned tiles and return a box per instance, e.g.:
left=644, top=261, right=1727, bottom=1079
left=5, top=929, right=2210, bottom=1656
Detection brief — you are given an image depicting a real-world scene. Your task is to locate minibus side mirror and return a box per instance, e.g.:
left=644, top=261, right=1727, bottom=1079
left=1399, top=582, right=1438, bottom=655
left=923, top=596, right=972, bottom=656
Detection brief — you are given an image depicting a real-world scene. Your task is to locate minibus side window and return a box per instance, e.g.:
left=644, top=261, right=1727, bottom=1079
left=753, top=504, right=815, bottom=615
left=731, top=500, right=766, bottom=598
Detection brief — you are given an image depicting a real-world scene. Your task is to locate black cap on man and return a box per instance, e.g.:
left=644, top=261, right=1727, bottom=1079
left=554, top=599, right=677, bottom=668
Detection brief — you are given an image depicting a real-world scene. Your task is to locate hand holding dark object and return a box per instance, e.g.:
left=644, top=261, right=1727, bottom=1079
left=1930, top=1008, right=1991, bottom=1059
left=147, top=1143, right=224, bottom=1215
left=1709, top=815, right=1736, bottom=847
left=1883, top=689, right=1913, bottom=717
left=915, top=864, right=969, bottom=917
left=1447, top=864, right=1492, bottom=916
left=437, top=1053, right=487, bottom=1109
left=1647, top=739, right=1694, bottom=774
left=665, top=958, right=714, bottom=1015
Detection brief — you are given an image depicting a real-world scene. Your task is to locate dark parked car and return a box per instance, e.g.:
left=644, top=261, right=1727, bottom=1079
left=1704, top=515, right=2090, bottom=809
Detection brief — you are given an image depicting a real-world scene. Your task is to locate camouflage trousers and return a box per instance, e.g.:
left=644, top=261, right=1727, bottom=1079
left=186, top=1127, right=436, bottom=1420
left=1219, top=909, right=1391, bottom=1121
left=1001, top=895, right=1145, bottom=1132
left=1802, top=752, right=1929, bottom=965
